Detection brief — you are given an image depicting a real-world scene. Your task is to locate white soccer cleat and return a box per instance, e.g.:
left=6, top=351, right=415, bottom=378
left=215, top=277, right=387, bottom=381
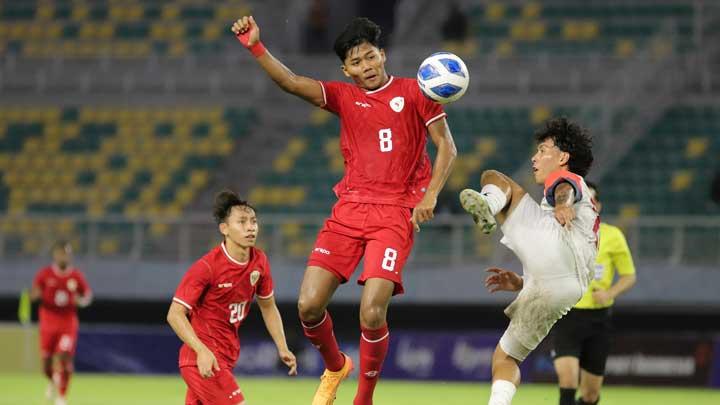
left=54, top=396, right=67, bottom=405
left=459, top=188, right=497, bottom=234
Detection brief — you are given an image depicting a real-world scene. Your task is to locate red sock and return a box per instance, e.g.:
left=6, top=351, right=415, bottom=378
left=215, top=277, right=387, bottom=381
left=42, top=357, right=53, bottom=379
left=354, top=324, right=390, bottom=405
left=302, top=311, right=345, bottom=372
left=58, top=360, right=73, bottom=397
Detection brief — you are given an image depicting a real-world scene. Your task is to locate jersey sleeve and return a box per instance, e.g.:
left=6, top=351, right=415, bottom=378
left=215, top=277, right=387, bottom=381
left=32, top=269, right=45, bottom=290
left=319, top=81, right=348, bottom=115
left=173, top=259, right=212, bottom=310
left=414, top=84, right=447, bottom=127
left=256, top=255, right=274, bottom=299
left=75, top=272, right=92, bottom=296
left=544, top=170, right=583, bottom=207
left=609, top=228, right=637, bottom=276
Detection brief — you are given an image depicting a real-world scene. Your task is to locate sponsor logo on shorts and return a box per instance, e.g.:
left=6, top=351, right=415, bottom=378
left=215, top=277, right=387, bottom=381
left=314, top=247, right=331, bottom=255
left=228, top=388, right=242, bottom=399
left=218, top=283, right=233, bottom=288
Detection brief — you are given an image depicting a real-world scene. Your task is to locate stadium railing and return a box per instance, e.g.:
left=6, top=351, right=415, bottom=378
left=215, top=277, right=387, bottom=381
left=1, top=214, right=718, bottom=266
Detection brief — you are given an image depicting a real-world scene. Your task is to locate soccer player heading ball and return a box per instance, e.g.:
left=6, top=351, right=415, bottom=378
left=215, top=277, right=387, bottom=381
left=459, top=118, right=597, bottom=405
left=31, top=240, right=93, bottom=405
left=232, top=15, right=457, bottom=405
left=167, top=190, right=297, bottom=405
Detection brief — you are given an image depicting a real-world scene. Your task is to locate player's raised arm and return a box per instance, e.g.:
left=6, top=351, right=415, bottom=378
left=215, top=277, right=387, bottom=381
left=257, top=295, right=297, bottom=376
left=411, top=118, right=457, bottom=231
left=231, top=16, right=324, bottom=107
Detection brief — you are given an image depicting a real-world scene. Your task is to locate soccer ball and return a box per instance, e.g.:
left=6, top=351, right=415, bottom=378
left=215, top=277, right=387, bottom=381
left=417, top=52, right=470, bottom=104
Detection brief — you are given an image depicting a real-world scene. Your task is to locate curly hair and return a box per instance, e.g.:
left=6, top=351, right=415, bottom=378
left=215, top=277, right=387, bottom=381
left=534, top=117, right=594, bottom=177
left=213, top=189, right=255, bottom=224
left=333, top=17, right=382, bottom=62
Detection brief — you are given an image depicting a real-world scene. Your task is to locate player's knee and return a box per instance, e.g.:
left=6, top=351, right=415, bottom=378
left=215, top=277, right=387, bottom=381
left=481, top=169, right=502, bottom=185
left=297, top=297, right=324, bottom=323
left=359, top=305, right=387, bottom=329
left=557, top=372, right=578, bottom=388
left=42, top=357, right=53, bottom=373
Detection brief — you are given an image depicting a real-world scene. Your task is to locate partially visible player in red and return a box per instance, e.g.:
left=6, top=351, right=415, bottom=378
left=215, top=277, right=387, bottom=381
left=31, top=240, right=93, bottom=405
left=167, top=190, right=297, bottom=405
left=232, top=16, right=457, bottom=405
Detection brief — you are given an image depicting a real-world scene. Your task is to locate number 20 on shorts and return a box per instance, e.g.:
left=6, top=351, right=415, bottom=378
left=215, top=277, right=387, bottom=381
left=382, top=248, right=398, bottom=271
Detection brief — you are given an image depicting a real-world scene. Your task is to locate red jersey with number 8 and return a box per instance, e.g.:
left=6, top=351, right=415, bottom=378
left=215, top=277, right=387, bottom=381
left=319, top=76, right=446, bottom=207
left=172, top=243, right=274, bottom=370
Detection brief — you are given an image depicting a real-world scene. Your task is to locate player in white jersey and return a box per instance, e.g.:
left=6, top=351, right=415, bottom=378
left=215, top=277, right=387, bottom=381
left=459, top=118, right=598, bottom=405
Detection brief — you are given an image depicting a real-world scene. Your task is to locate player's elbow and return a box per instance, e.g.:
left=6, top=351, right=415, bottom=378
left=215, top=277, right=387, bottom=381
left=166, top=306, right=182, bottom=326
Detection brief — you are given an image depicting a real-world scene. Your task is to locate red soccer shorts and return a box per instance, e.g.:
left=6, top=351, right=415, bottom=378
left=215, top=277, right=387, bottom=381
left=307, top=200, right=415, bottom=295
left=39, top=325, right=78, bottom=358
left=180, top=366, right=244, bottom=405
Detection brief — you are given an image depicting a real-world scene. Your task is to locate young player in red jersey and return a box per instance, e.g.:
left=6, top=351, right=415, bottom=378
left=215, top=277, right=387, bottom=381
left=31, top=240, right=93, bottom=405
left=232, top=16, right=457, bottom=405
left=167, top=190, right=297, bottom=405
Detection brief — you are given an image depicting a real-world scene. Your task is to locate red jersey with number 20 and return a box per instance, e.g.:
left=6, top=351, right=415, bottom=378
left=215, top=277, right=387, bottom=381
left=320, top=76, right=447, bottom=208
left=172, top=243, right=274, bottom=370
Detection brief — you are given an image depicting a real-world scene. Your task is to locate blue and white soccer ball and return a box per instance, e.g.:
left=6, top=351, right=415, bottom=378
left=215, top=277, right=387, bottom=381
left=417, top=52, right=470, bottom=104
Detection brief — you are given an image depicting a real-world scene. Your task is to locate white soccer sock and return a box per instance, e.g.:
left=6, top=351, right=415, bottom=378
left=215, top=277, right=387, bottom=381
left=480, top=184, right=508, bottom=216
left=488, top=379, right=517, bottom=405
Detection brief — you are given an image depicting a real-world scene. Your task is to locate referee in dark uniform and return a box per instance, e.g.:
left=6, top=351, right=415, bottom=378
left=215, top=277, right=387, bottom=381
left=552, top=182, right=637, bottom=405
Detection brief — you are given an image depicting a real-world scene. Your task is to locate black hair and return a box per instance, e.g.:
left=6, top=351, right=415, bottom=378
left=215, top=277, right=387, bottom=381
left=213, top=189, right=255, bottom=224
left=534, top=117, right=594, bottom=177
left=52, top=240, right=71, bottom=252
left=585, top=181, right=599, bottom=201
left=333, top=17, right=382, bottom=61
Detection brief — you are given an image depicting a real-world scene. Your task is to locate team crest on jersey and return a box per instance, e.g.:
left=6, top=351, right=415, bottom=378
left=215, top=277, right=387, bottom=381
left=250, top=270, right=260, bottom=286
left=67, top=279, right=77, bottom=292
left=389, top=97, right=404, bottom=112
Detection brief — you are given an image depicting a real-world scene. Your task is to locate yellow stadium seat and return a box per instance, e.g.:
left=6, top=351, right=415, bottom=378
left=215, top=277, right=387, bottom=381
left=310, top=108, right=332, bottom=126
left=203, top=25, right=221, bottom=41
left=485, top=3, right=505, bottom=22
left=496, top=40, right=514, bottom=57
left=162, top=4, right=180, bottom=19
left=476, top=137, right=497, bottom=156
left=149, top=222, right=168, bottom=237
left=619, top=204, right=640, bottom=220
left=670, top=170, right=693, bottom=192
left=615, top=39, right=635, bottom=57
left=531, top=105, right=551, bottom=125
left=23, top=238, right=42, bottom=255
left=522, top=2, right=541, bottom=19
left=72, top=5, right=89, bottom=21
left=99, top=238, right=120, bottom=256
left=685, top=137, right=708, bottom=158
left=281, top=222, right=302, bottom=238
left=289, top=240, right=310, bottom=258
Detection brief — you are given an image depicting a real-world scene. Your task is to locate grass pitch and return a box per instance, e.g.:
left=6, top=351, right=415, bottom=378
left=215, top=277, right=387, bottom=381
left=1, top=373, right=719, bottom=404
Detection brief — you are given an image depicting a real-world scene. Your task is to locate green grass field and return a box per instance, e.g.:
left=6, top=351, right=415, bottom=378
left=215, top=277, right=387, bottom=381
left=2, top=373, right=719, bottom=405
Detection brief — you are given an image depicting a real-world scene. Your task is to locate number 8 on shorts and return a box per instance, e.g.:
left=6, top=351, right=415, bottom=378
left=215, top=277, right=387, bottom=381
left=381, top=248, right=398, bottom=271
